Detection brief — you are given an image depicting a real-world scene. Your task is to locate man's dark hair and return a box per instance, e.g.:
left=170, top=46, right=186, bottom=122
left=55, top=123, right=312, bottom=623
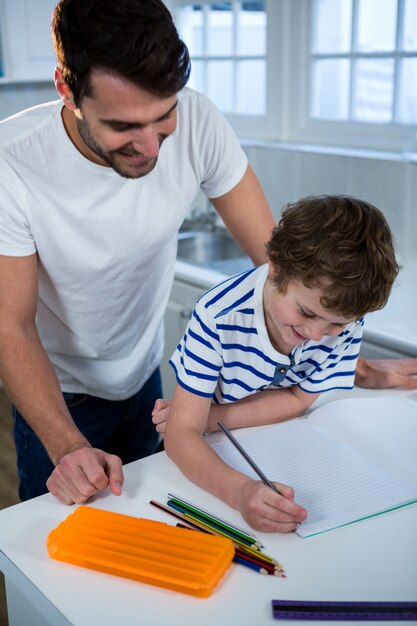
left=52, top=0, right=191, bottom=105
left=265, top=195, right=399, bottom=319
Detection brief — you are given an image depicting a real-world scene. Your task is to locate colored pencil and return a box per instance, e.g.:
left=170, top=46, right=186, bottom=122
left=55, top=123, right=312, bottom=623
left=233, top=555, right=269, bottom=574
left=149, top=500, right=206, bottom=532
left=234, top=547, right=281, bottom=571
left=175, top=523, right=283, bottom=576
left=167, top=492, right=262, bottom=546
left=149, top=498, right=285, bottom=574
left=175, top=507, right=285, bottom=571
left=175, top=506, right=264, bottom=553
left=167, top=499, right=258, bottom=548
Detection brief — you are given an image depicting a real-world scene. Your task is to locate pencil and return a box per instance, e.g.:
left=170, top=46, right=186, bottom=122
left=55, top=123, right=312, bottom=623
left=176, top=523, right=285, bottom=576
left=234, top=547, right=283, bottom=571
left=177, top=507, right=259, bottom=551
left=233, top=555, right=269, bottom=574
left=178, top=509, right=285, bottom=570
left=217, top=421, right=280, bottom=494
left=149, top=500, right=205, bottom=532
left=167, top=493, right=262, bottom=545
left=167, top=499, right=259, bottom=548
left=150, top=498, right=286, bottom=573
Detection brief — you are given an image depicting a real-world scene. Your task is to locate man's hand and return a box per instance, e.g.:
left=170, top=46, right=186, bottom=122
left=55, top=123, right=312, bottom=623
left=46, top=446, right=124, bottom=505
left=152, top=398, right=171, bottom=434
left=355, top=356, right=417, bottom=390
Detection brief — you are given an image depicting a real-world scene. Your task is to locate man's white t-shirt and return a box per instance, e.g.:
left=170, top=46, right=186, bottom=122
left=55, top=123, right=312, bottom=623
left=0, top=88, right=248, bottom=399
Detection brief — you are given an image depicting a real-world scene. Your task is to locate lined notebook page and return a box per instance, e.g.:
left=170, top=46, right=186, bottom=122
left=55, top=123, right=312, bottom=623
left=210, top=403, right=417, bottom=537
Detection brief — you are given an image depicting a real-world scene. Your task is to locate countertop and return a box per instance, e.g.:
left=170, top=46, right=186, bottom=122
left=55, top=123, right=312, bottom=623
left=1, top=386, right=416, bottom=626
left=175, top=258, right=417, bottom=358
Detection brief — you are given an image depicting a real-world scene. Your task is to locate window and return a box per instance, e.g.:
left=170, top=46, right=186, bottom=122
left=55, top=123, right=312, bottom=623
left=173, top=1, right=268, bottom=134
left=287, top=0, right=417, bottom=152
left=311, top=0, right=417, bottom=126
left=172, top=0, right=417, bottom=152
left=0, top=0, right=56, bottom=82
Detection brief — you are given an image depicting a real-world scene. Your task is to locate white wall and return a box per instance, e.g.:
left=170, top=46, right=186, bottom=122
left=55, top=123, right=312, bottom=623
left=242, top=144, right=417, bottom=266
left=0, top=82, right=57, bottom=119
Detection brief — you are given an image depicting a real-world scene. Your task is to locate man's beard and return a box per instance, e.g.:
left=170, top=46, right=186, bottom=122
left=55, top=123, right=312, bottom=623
left=76, top=117, right=163, bottom=179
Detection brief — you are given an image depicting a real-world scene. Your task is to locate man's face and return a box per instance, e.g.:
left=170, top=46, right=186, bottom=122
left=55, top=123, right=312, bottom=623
left=70, top=70, right=178, bottom=179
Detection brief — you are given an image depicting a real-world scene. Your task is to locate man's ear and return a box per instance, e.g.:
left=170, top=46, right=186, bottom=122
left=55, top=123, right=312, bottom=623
left=54, top=67, right=76, bottom=110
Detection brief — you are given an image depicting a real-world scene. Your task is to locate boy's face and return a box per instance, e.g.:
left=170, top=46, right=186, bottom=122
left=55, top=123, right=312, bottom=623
left=263, top=270, right=355, bottom=354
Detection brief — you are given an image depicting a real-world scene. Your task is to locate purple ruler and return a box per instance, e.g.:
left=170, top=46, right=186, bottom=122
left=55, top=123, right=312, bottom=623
left=271, top=600, right=417, bottom=621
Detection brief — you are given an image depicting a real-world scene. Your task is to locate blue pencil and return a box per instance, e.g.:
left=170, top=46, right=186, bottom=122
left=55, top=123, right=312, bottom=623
left=233, top=554, right=269, bottom=574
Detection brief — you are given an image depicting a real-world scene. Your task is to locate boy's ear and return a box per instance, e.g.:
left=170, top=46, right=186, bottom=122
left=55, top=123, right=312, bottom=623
left=54, top=67, right=76, bottom=110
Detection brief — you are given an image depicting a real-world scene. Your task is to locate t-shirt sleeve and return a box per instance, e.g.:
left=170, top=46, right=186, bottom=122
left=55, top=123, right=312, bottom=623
left=297, top=319, right=364, bottom=393
left=169, top=299, right=223, bottom=398
left=0, top=157, right=36, bottom=256
left=190, top=91, right=248, bottom=199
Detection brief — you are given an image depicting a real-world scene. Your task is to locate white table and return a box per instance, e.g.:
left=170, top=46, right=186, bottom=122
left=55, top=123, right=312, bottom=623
left=1, top=388, right=417, bottom=626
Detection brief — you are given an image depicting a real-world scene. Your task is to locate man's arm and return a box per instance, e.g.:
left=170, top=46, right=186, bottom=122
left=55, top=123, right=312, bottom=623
left=0, top=253, right=123, bottom=504
left=210, top=164, right=276, bottom=266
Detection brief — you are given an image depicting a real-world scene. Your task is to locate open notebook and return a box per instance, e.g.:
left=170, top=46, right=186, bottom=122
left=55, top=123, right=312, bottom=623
left=210, top=396, right=417, bottom=537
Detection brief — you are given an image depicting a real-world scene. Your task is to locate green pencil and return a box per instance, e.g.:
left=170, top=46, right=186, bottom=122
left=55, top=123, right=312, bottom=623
left=167, top=493, right=262, bottom=547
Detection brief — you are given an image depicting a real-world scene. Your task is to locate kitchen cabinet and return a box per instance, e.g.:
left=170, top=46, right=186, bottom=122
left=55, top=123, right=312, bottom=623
left=161, top=277, right=206, bottom=400
left=0, top=0, right=56, bottom=82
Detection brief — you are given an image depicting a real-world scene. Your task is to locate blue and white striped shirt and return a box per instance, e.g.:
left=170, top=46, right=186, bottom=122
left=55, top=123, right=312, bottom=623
left=170, top=264, right=363, bottom=402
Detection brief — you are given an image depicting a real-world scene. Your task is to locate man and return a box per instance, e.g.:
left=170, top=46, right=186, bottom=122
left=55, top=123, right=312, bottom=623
left=0, top=0, right=276, bottom=505
left=0, top=0, right=415, bottom=506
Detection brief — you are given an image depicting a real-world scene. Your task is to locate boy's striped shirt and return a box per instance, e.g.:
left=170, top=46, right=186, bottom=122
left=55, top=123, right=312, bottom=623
left=170, top=264, right=363, bottom=402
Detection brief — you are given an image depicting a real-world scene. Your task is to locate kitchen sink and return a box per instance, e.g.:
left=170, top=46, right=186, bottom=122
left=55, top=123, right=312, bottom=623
left=177, top=230, right=253, bottom=274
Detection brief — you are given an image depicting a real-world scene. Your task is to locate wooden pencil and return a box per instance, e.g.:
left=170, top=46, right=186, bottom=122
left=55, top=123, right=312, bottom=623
left=234, top=554, right=269, bottom=574
left=167, top=493, right=262, bottom=546
left=149, top=498, right=286, bottom=574
left=175, top=523, right=283, bottom=576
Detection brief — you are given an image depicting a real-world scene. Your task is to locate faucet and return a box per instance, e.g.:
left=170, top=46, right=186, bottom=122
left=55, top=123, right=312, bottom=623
left=186, top=200, right=219, bottom=232
left=200, top=201, right=218, bottom=232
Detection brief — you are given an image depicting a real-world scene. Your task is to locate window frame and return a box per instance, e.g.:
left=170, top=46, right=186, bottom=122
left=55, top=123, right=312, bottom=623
left=172, top=0, right=272, bottom=136
left=287, top=0, right=417, bottom=153
left=171, top=0, right=417, bottom=154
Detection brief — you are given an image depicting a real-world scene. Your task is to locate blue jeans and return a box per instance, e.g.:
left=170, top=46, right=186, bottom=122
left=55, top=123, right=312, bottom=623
left=13, top=368, right=162, bottom=501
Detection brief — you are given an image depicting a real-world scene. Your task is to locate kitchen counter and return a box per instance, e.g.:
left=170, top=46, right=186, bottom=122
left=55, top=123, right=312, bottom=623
left=175, top=258, right=417, bottom=358
left=1, top=386, right=416, bottom=626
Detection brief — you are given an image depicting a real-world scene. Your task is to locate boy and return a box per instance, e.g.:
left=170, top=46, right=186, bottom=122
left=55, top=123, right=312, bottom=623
left=152, top=195, right=399, bottom=532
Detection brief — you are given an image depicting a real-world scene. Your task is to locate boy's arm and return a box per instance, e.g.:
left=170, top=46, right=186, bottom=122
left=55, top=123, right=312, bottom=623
left=205, top=386, right=320, bottom=433
left=163, top=383, right=307, bottom=533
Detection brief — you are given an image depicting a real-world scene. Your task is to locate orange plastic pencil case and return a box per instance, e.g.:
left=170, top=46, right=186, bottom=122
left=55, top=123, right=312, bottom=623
left=47, top=505, right=234, bottom=597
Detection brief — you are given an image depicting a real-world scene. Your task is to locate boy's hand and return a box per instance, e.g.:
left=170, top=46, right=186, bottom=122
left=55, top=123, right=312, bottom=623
left=152, top=398, right=171, bottom=434
left=237, top=479, right=307, bottom=533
